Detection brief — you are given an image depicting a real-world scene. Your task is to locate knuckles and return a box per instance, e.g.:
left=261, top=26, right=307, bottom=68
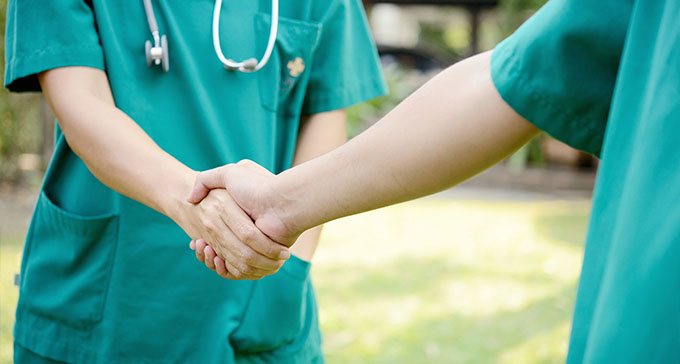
left=230, top=269, right=244, bottom=279
left=236, top=159, right=255, bottom=167
left=265, top=243, right=279, bottom=258
left=238, top=263, right=254, bottom=275
left=211, top=191, right=229, bottom=205
left=200, top=199, right=221, bottom=213
left=236, top=224, right=257, bottom=244
left=202, top=220, right=216, bottom=235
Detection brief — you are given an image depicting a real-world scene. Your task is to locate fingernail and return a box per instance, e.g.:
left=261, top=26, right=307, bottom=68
left=278, top=250, right=290, bottom=259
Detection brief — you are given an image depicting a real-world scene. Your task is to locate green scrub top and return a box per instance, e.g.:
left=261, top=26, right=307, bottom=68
left=491, top=0, right=680, bottom=362
left=4, top=0, right=386, bottom=363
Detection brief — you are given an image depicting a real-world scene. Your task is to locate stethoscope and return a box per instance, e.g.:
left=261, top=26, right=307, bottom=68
left=143, top=0, right=279, bottom=73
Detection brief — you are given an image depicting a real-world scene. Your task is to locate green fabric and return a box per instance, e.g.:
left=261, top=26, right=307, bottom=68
left=15, top=342, right=68, bottom=364
left=491, top=0, right=680, bottom=362
left=5, top=0, right=386, bottom=363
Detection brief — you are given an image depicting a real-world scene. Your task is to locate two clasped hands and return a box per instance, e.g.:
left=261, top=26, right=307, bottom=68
left=184, top=160, right=301, bottom=280
left=173, top=51, right=539, bottom=281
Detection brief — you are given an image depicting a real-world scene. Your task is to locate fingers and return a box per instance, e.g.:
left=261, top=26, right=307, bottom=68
left=202, top=212, right=280, bottom=273
left=187, top=166, right=230, bottom=204
left=203, top=245, right=217, bottom=270
left=201, top=218, right=284, bottom=279
left=195, top=239, right=207, bottom=263
left=216, top=195, right=290, bottom=261
left=210, top=243, right=280, bottom=280
left=192, top=238, right=285, bottom=280
left=214, top=256, right=229, bottom=278
left=192, top=239, right=278, bottom=279
left=190, top=240, right=245, bottom=279
left=190, top=241, right=229, bottom=277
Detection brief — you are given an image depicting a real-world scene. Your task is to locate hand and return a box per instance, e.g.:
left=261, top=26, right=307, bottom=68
left=188, top=160, right=304, bottom=245
left=187, top=161, right=306, bottom=272
left=171, top=188, right=290, bottom=280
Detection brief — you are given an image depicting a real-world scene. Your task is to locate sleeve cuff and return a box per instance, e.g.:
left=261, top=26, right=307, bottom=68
left=5, top=45, right=105, bottom=92
left=491, top=41, right=605, bottom=157
left=301, top=75, right=388, bottom=115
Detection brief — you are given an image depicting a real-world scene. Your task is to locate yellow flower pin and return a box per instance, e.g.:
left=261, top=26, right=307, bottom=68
left=287, top=57, right=305, bottom=77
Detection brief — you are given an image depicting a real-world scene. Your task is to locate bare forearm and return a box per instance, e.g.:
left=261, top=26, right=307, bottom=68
left=288, top=110, right=347, bottom=259
left=39, top=67, right=196, bottom=216
left=275, top=51, right=539, bottom=232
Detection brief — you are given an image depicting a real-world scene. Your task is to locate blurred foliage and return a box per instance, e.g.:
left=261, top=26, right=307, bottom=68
left=348, top=0, right=551, bottom=168
left=0, top=0, right=45, bottom=185
left=0, top=94, right=43, bottom=183
left=498, top=0, right=548, bottom=36
left=420, top=22, right=466, bottom=60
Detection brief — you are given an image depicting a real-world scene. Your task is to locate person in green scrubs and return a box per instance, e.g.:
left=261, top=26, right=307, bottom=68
left=5, top=0, right=386, bottom=363
left=189, top=0, right=680, bottom=362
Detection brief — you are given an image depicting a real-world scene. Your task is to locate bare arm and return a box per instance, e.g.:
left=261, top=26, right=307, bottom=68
left=189, top=51, right=539, bottom=244
left=39, top=67, right=194, bottom=214
left=288, top=110, right=347, bottom=260
left=40, top=66, right=289, bottom=279
left=273, top=51, right=538, bottom=236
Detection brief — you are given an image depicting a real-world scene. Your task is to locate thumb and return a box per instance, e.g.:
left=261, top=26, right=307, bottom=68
left=187, top=166, right=230, bottom=204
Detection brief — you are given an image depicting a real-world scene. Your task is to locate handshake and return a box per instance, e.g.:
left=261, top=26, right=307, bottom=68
left=178, top=160, right=304, bottom=281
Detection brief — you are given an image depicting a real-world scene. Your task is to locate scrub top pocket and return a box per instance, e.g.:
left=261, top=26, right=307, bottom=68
left=231, top=255, right=313, bottom=354
left=18, top=191, right=119, bottom=330
left=256, top=14, right=321, bottom=116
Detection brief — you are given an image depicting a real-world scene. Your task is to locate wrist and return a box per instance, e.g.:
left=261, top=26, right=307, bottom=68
left=265, top=170, right=310, bottom=242
left=159, top=167, right=200, bottom=221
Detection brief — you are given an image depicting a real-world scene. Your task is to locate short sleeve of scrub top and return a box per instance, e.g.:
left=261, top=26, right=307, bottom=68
left=302, top=0, right=387, bottom=114
left=490, top=0, right=633, bottom=157
left=4, top=0, right=105, bottom=92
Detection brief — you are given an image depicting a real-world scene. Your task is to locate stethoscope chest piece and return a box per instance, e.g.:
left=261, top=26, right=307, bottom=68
left=145, top=34, right=169, bottom=72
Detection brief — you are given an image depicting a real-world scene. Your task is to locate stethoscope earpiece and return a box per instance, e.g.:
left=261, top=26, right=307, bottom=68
left=142, top=0, right=277, bottom=73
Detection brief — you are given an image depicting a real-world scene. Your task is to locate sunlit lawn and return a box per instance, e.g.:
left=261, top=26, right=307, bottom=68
left=0, top=195, right=589, bottom=364
left=0, top=232, right=22, bottom=363
left=314, top=196, right=589, bottom=364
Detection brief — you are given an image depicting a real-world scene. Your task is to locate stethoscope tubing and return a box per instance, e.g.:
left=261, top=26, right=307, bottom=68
left=143, top=0, right=279, bottom=73
left=212, top=0, right=279, bottom=72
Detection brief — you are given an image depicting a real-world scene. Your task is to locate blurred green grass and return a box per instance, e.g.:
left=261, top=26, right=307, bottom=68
left=0, top=232, right=21, bottom=363
left=0, top=196, right=589, bottom=364
left=314, top=197, right=588, bottom=364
